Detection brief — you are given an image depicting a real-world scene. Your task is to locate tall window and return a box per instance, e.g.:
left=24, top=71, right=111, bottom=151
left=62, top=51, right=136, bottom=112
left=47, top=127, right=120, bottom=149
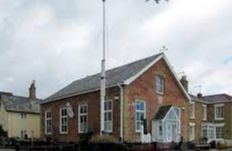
left=189, top=102, right=195, bottom=119
left=155, top=75, right=164, bottom=94
left=202, top=104, right=207, bottom=120
left=135, top=100, right=146, bottom=132
left=189, top=123, right=195, bottom=141
left=60, top=108, right=68, bottom=134
left=78, top=104, right=88, bottom=133
left=45, top=111, right=52, bottom=135
left=214, top=104, right=224, bottom=120
left=216, top=126, right=223, bottom=139
left=104, top=100, right=113, bottom=133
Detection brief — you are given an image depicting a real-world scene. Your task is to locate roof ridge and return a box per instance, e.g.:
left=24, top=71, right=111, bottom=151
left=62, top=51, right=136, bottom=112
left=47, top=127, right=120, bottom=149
left=71, top=53, right=163, bottom=84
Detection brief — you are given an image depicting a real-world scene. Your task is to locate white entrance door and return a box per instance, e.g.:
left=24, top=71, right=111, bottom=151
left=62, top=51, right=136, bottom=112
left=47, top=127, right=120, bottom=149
left=172, top=124, right=178, bottom=142
left=167, top=122, right=178, bottom=142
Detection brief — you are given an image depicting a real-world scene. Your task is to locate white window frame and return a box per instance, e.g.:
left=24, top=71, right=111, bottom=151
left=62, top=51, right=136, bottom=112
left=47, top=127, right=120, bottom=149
left=135, top=100, right=146, bottom=133
left=104, top=100, right=113, bottom=133
left=202, top=104, right=207, bottom=121
left=155, top=75, right=164, bottom=94
left=214, top=104, right=224, bottom=120
left=60, top=108, right=68, bottom=134
left=215, top=125, right=224, bottom=139
left=78, top=103, right=88, bottom=133
left=45, top=111, right=52, bottom=135
left=189, top=123, right=195, bottom=141
left=189, top=101, right=195, bottom=119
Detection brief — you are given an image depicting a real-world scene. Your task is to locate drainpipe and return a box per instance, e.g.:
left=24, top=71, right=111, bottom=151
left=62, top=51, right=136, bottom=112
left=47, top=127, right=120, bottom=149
left=118, top=83, right=124, bottom=143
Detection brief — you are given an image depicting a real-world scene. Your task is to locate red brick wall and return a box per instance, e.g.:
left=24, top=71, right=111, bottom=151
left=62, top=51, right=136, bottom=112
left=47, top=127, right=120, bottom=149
left=123, top=58, right=189, bottom=142
left=41, top=87, right=121, bottom=142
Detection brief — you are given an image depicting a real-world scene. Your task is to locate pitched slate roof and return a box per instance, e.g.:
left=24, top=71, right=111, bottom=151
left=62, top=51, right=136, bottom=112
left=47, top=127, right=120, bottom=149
left=0, top=92, right=40, bottom=114
left=202, top=94, right=232, bottom=104
left=153, top=105, right=172, bottom=120
left=189, top=94, right=206, bottom=103
left=44, top=53, right=163, bottom=103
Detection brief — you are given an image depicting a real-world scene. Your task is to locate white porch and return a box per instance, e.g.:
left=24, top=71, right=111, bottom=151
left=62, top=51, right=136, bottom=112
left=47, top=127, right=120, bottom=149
left=152, top=105, right=181, bottom=143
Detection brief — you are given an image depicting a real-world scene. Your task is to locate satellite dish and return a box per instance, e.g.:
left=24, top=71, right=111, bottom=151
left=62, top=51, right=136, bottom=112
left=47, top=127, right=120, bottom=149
left=66, top=102, right=74, bottom=118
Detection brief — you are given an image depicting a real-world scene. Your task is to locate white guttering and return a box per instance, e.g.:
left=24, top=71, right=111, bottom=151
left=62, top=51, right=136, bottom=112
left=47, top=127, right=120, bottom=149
left=118, top=83, right=124, bottom=143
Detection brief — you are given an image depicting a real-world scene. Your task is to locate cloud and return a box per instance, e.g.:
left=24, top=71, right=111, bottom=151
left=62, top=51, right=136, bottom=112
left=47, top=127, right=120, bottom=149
left=0, top=0, right=232, bottom=98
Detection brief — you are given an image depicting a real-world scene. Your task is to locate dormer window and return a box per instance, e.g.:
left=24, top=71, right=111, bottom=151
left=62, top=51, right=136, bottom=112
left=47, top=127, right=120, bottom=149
left=156, top=75, right=164, bottom=94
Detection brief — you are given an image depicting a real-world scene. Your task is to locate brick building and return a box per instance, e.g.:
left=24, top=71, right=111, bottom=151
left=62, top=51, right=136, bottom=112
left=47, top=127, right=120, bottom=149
left=40, top=53, right=190, bottom=143
left=180, top=75, right=232, bottom=143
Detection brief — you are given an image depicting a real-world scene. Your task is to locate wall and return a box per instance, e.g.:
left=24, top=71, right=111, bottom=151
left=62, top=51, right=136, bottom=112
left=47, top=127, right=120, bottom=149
left=7, top=112, right=41, bottom=138
left=41, top=87, right=121, bottom=142
left=0, top=103, right=8, bottom=133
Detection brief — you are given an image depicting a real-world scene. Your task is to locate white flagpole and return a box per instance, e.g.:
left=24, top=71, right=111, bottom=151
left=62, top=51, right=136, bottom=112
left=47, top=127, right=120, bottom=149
left=100, top=0, right=106, bottom=136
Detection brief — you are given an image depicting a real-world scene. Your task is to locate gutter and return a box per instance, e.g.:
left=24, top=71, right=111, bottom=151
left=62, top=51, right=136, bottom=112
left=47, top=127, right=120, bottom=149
left=117, top=83, right=124, bottom=143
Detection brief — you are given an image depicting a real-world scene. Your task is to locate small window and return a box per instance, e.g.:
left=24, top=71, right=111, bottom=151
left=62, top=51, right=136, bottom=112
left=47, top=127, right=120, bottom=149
left=156, top=75, right=164, bottom=94
left=104, top=100, right=113, bottom=133
left=135, top=100, right=146, bottom=132
left=20, top=113, right=27, bottom=119
left=78, top=104, right=88, bottom=133
left=60, top=108, right=68, bottom=134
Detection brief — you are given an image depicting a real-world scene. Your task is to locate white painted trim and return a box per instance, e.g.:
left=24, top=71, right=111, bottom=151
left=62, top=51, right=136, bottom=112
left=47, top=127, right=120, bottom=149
left=189, top=101, right=195, bottom=119
left=124, top=54, right=163, bottom=85
left=45, top=111, right=52, bottom=135
left=214, top=123, right=225, bottom=127
left=162, top=55, right=191, bottom=101
left=214, top=104, right=224, bottom=121
left=118, top=84, right=124, bottom=142
left=135, top=99, right=146, bottom=133
left=59, top=107, right=68, bottom=134
left=189, top=122, right=196, bottom=126
left=104, top=99, right=113, bottom=133
left=202, top=104, right=207, bottom=121
left=78, top=103, right=88, bottom=134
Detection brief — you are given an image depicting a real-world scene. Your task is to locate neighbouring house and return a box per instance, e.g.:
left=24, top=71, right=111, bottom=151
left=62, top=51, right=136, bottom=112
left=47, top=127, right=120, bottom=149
left=201, top=94, right=232, bottom=143
left=0, top=81, right=41, bottom=139
left=41, top=53, right=191, bottom=143
left=180, top=74, right=232, bottom=144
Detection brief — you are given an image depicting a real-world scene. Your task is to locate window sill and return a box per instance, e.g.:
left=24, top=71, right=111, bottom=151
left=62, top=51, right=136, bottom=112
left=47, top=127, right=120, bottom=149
left=156, top=91, right=164, bottom=95
left=60, top=132, right=68, bottom=135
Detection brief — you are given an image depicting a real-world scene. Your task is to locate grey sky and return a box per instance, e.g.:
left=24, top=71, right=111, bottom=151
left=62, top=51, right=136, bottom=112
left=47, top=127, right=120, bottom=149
left=0, top=0, right=231, bottom=99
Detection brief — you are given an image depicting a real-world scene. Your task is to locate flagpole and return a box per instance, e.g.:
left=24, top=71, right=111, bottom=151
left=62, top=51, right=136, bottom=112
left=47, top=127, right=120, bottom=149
left=100, top=0, right=106, bottom=136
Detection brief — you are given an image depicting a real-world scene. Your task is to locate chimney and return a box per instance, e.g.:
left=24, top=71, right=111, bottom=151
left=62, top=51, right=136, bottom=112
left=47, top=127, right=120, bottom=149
left=197, top=93, right=203, bottom=98
left=29, top=80, right=36, bottom=100
left=180, top=75, right=188, bottom=92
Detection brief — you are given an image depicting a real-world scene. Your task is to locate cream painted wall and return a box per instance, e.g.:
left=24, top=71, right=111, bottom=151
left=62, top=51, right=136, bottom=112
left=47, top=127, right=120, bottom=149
left=0, top=103, right=8, bottom=131
left=7, top=112, right=41, bottom=138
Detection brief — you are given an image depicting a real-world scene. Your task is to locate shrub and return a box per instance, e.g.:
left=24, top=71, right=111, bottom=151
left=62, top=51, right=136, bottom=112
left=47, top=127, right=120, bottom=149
left=217, top=141, right=228, bottom=149
left=90, top=135, right=118, bottom=143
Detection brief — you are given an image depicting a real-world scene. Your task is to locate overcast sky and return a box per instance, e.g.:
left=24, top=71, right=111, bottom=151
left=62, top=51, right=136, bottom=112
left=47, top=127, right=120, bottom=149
left=0, top=0, right=232, bottom=99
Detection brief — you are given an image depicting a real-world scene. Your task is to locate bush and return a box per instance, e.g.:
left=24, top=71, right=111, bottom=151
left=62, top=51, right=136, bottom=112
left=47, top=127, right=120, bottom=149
left=186, top=141, right=196, bottom=149
left=217, top=141, right=228, bottom=149
left=90, top=135, right=118, bottom=143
